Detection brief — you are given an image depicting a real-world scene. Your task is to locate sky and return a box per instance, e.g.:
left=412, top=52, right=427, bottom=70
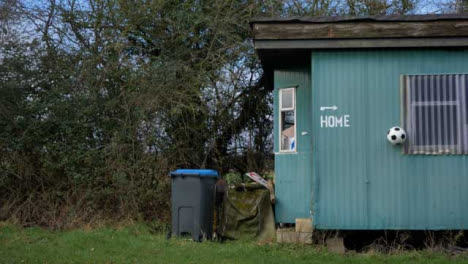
left=416, top=0, right=455, bottom=13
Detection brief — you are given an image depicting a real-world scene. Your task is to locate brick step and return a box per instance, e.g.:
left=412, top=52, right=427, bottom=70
left=276, top=228, right=313, bottom=244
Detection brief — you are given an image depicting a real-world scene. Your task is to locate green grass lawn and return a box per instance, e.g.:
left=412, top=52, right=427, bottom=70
left=1, top=222, right=467, bottom=264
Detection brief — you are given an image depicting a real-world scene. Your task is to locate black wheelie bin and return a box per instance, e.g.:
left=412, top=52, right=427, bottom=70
left=170, top=169, right=219, bottom=241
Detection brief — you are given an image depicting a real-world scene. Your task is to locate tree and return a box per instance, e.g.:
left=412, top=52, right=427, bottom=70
left=0, top=0, right=278, bottom=227
left=0, top=0, right=419, bottom=228
left=345, top=0, right=417, bottom=15
left=456, top=0, right=468, bottom=13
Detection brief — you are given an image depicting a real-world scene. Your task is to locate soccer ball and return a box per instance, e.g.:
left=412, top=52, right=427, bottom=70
left=387, top=126, right=406, bottom=145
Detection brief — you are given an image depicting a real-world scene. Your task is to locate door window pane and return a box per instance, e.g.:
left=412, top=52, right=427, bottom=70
left=279, top=88, right=296, bottom=152
left=281, top=88, right=294, bottom=110
left=281, top=111, right=295, bottom=151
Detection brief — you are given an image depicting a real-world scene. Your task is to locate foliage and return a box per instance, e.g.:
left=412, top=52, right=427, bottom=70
left=224, top=172, right=244, bottom=185
left=0, top=0, right=429, bottom=228
left=0, top=0, right=278, bottom=227
left=284, top=0, right=418, bottom=16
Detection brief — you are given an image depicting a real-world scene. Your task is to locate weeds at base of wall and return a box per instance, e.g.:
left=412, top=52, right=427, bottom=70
left=311, top=230, right=468, bottom=254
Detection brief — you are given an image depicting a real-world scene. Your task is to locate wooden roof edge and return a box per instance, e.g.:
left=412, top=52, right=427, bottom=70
left=254, top=37, right=468, bottom=50
left=250, top=14, right=468, bottom=26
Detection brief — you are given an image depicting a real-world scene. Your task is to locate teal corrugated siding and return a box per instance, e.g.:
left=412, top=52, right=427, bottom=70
left=274, top=58, right=313, bottom=223
left=311, top=49, right=468, bottom=230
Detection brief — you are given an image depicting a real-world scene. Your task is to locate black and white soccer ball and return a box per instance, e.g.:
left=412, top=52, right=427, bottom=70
left=387, top=126, right=406, bottom=145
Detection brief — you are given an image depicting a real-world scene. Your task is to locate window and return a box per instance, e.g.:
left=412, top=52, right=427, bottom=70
left=401, top=74, right=468, bottom=154
left=279, top=88, right=296, bottom=152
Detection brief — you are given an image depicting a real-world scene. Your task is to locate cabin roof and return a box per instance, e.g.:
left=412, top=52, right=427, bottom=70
left=250, top=14, right=468, bottom=24
left=250, top=14, right=468, bottom=50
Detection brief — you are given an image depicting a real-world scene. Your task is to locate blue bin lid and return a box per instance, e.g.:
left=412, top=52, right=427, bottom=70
left=170, top=169, right=219, bottom=178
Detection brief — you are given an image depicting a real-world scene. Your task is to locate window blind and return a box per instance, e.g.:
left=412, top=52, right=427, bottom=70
left=401, top=74, right=468, bottom=155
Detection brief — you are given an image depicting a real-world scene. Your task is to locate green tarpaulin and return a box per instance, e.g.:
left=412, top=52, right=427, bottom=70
left=218, top=186, right=275, bottom=242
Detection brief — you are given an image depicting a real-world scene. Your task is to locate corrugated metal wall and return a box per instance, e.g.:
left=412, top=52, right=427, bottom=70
left=274, top=58, right=313, bottom=223
left=311, top=49, right=468, bottom=229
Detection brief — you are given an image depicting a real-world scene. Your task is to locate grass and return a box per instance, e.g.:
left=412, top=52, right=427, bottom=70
left=0, top=222, right=467, bottom=264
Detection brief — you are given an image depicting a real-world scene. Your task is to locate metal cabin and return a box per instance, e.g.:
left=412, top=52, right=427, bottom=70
left=251, top=14, right=468, bottom=230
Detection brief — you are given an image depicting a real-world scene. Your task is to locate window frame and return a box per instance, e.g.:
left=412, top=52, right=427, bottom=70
left=279, top=87, right=297, bottom=153
left=402, top=74, right=468, bottom=154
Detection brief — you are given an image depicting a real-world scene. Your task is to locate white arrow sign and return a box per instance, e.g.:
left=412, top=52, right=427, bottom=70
left=320, top=106, right=338, bottom=111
